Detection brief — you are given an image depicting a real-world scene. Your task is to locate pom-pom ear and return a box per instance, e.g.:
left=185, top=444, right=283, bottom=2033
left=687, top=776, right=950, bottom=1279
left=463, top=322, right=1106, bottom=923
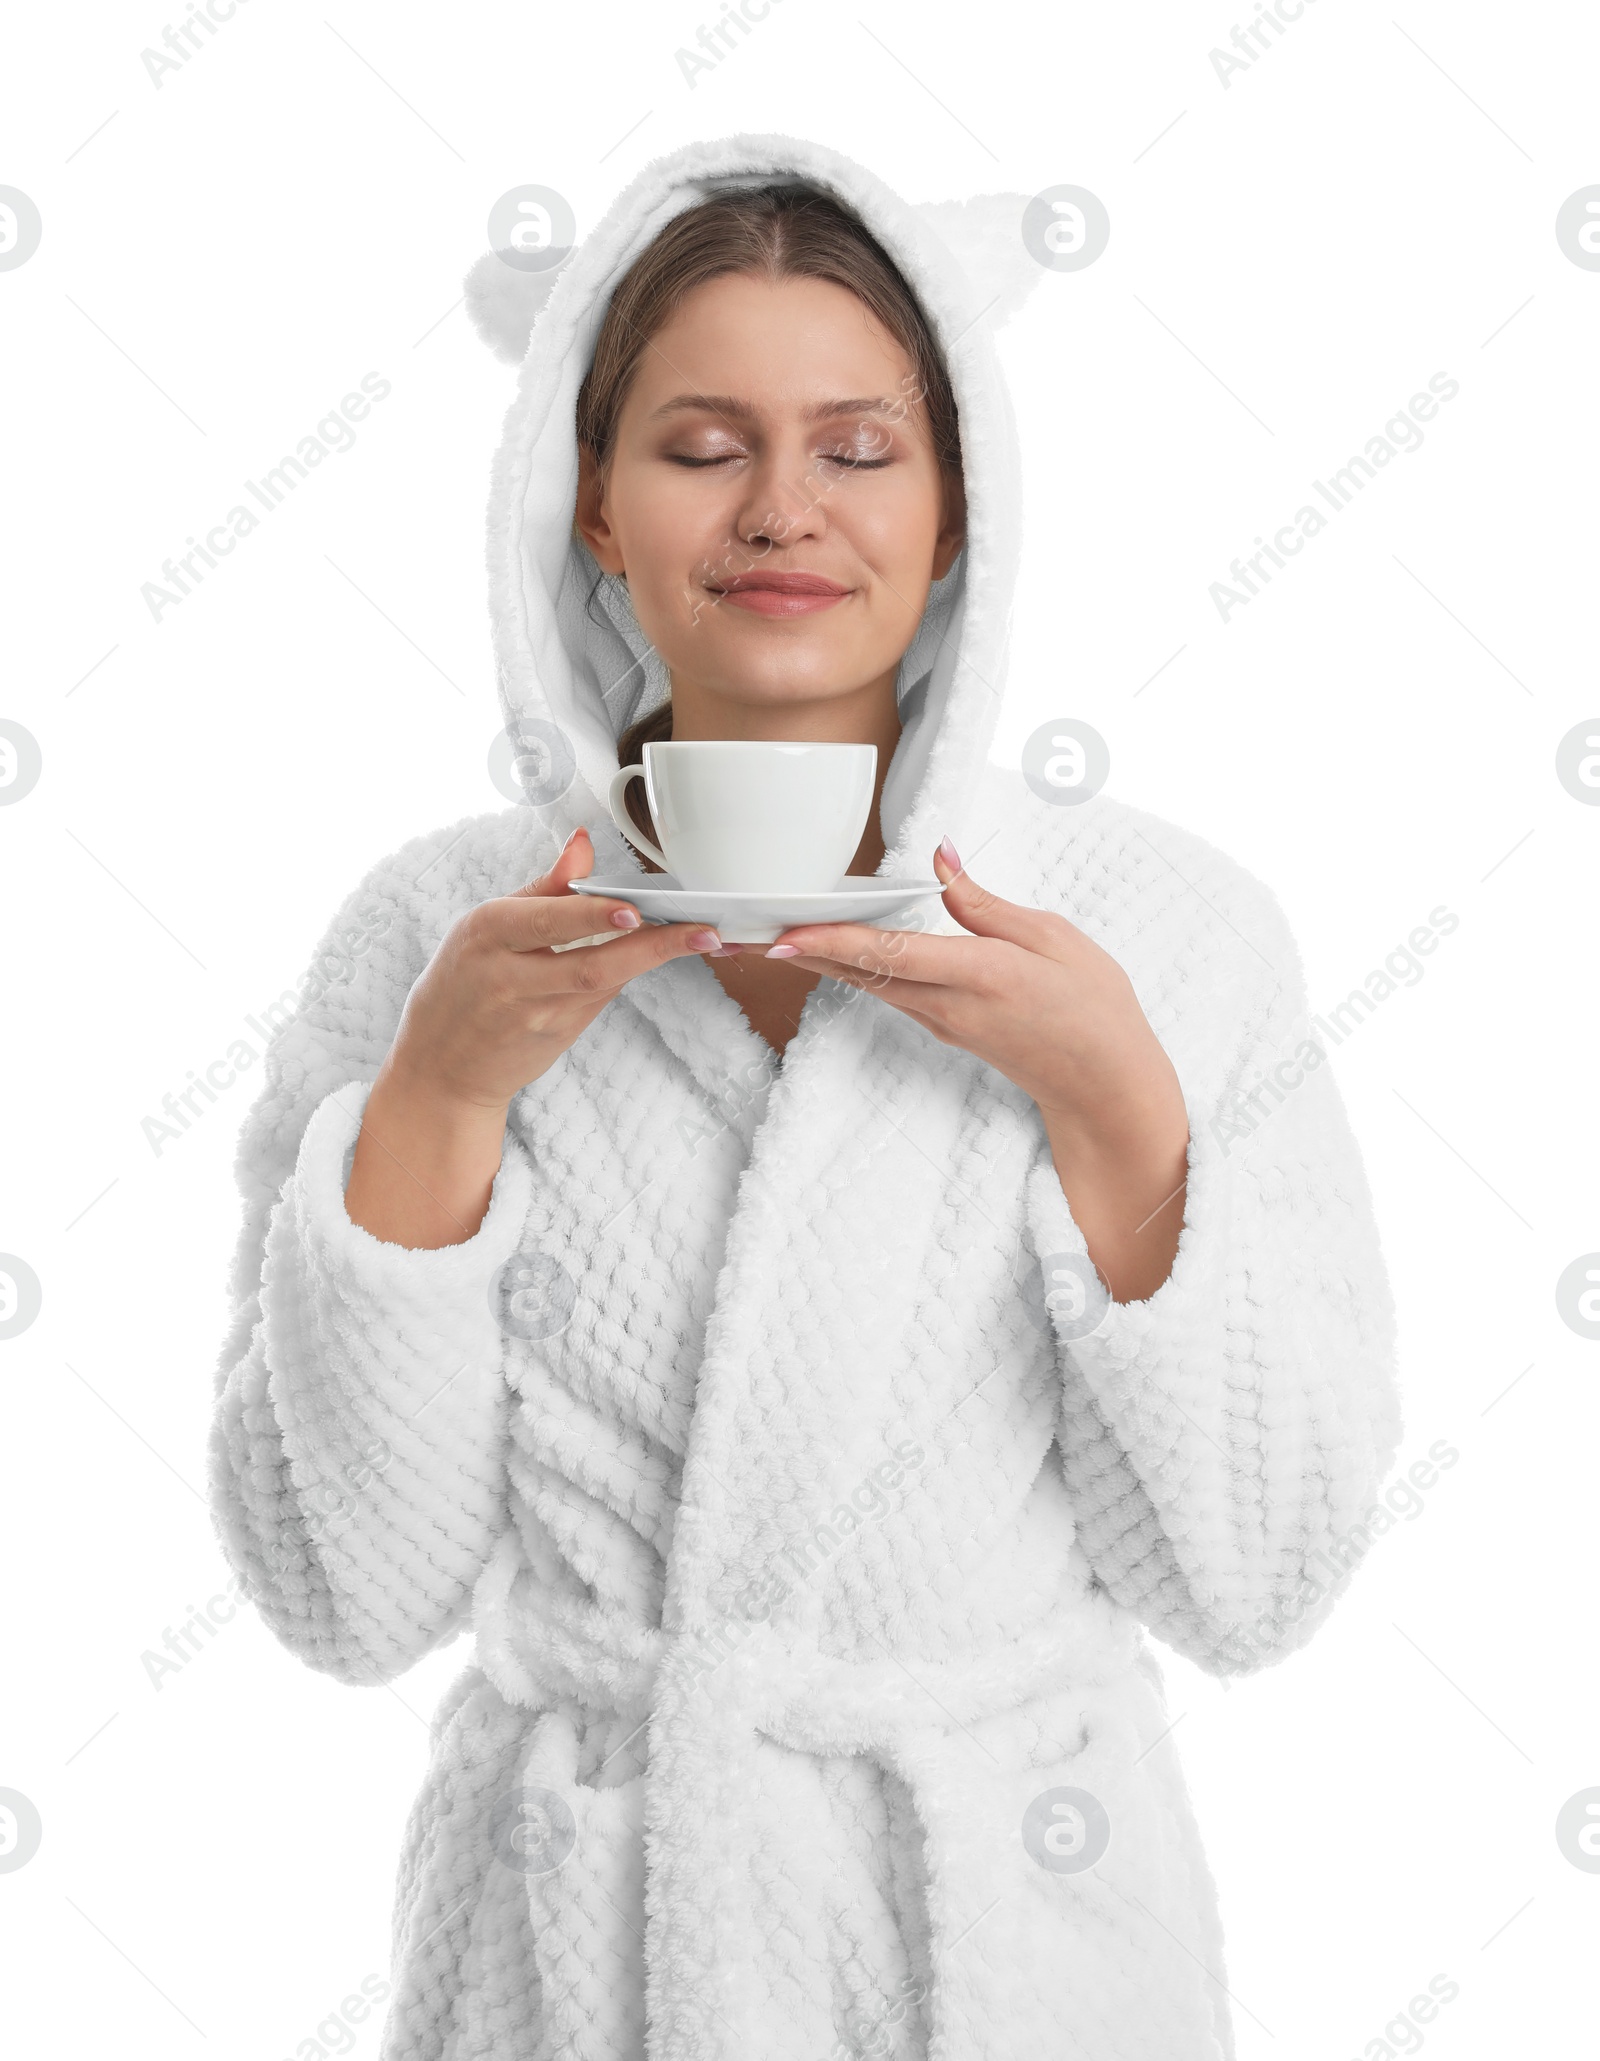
left=462, top=247, right=578, bottom=364
left=911, top=192, right=1044, bottom=332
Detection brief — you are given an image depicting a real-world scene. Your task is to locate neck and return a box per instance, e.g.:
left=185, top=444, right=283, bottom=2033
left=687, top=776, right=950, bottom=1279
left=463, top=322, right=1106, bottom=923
left=666, top=668, right=901, bottom=877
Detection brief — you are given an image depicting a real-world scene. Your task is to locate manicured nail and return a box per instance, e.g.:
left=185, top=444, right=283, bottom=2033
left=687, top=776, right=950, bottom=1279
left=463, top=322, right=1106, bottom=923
left=936, top=836, right=960, bottom=873
left=687, top=928, right=721, bottom=950
left=610, top=906, right=641, bottom=930
left=764, top=943, right=799, bottom=958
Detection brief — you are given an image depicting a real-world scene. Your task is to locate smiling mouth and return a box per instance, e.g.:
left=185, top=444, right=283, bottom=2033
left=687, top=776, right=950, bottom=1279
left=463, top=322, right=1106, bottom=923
left=706, top=572, right=853, bottom=618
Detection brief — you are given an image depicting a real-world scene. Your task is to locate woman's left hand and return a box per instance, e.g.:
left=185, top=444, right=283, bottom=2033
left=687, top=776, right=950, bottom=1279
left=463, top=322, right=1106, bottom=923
left=765, top=838, right=1194, bottom=1302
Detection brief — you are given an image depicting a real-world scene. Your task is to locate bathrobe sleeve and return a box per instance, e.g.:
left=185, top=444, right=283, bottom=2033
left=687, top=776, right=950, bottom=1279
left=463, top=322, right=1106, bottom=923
left=1026, top=879, right=1404, bottom=1678
left=206, top=835, right=534, bottom=1688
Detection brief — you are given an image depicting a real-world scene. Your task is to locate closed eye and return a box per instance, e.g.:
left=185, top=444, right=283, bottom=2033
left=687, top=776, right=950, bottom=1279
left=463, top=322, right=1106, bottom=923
left=666, top=453, right=894, bottom=470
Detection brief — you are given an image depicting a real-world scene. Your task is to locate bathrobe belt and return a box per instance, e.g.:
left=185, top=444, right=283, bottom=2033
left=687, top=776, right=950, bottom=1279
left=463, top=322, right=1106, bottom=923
left=474, top=1533, right=1150, bottom=2057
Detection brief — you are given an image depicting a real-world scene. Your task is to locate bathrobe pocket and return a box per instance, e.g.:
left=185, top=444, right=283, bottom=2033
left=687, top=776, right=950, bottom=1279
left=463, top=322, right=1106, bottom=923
left=515, top=1703, right=651, bottom=2061
left=884, top=1664, right=1235, bottom=2061
left=380, top=1665, right=547, bottom=2061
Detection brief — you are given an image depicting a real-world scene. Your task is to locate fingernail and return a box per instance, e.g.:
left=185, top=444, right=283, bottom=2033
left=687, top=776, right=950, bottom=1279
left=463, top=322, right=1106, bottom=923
left=764, top=943, right=800, bottom=958
left=936, top=836, right=960, bottom=873
left=610, top=906, right=641, bottom=930
left=687, top=928, right=721, bottom=950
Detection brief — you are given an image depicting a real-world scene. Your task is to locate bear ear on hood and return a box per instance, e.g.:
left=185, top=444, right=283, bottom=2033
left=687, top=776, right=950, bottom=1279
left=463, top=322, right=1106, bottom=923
left=462, top=245, right=578, bottom=364
left=460, top=187, right=1043, bottom=367
left=909, top=191, right=1046, bottom=333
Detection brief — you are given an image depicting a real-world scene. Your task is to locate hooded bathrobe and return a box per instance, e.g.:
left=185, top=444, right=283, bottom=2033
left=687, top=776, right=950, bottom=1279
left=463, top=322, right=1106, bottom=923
left=207, top=133, right=1404, bottom=2061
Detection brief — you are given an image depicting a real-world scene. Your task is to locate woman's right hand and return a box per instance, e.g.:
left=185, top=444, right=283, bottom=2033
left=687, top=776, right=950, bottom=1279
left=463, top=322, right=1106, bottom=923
left=344, top=827, right=724, bottom=1248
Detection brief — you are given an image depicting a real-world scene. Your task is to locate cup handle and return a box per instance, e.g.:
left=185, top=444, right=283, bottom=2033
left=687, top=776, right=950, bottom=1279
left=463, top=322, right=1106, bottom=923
left=607, top=765, right=671, bottom=873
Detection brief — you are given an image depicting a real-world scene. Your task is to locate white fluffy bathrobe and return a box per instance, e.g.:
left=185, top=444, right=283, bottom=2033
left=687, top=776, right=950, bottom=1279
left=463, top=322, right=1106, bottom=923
left=207, top=133, right=1404, bottom=2061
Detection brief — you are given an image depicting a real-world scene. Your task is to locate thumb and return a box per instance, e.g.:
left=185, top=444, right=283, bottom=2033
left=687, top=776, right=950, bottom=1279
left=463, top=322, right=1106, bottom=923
left=932, top=836, right=1079, bottom=958
left=513, top=824, right=594, bottom=898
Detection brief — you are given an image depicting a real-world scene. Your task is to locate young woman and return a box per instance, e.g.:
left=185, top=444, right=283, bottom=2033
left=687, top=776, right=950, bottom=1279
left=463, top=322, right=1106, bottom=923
left=209, top=135, right=1403, bottom=2061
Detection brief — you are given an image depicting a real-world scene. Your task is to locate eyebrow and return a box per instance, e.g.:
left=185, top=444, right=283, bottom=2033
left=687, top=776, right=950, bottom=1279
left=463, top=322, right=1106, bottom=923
left=647, top=393, right=903, bottom=425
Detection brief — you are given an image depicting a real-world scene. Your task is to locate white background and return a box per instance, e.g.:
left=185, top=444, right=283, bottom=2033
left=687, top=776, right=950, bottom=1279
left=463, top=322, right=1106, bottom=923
left=3, top=1, right=1597, bottom=2054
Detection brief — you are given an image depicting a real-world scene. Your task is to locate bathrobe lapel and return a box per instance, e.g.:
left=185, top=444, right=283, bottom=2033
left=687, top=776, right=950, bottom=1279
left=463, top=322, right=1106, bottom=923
left=662, top=969, right=877, bottom=1637
left=650, top=963, right=994, bottom=1640
left=616, top=951, right=784, bottom=1160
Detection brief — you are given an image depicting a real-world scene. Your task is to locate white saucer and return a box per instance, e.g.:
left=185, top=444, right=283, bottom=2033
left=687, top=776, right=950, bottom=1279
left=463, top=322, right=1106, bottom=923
left=569, top=874, right=946, bottom=945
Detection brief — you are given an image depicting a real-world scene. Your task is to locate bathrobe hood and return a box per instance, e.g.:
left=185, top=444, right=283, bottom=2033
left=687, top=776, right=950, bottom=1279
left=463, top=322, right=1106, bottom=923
left=462, top=131, right=1045, bottom=875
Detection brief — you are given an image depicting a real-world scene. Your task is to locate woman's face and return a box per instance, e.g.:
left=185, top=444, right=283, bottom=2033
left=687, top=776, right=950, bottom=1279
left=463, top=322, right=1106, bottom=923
left=575, top=271, right=965, bottom=722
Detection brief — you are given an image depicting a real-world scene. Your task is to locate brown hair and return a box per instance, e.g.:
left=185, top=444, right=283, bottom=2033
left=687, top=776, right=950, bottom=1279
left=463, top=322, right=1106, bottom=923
left=576, top=181, right=962, bottom=857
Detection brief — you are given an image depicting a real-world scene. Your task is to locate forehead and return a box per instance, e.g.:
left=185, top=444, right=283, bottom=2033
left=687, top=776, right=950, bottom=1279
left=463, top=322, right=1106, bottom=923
left=624, top=272, right=923, bottom=422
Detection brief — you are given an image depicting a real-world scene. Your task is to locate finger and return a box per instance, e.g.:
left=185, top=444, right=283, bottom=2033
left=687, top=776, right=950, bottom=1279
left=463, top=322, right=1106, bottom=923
left=538, top=918, right=736, bottom=995
left=477, top=888, right=652, bottom=952
left=763, top=922, right=984, bottom=988
left=484, top=831, right=648, bottom=950
left=511, top=824, right=595, bottom=898
left=779, top=959, right=970, bottom=1050
left=928, top=837, right=1083, bottom=962
left=776, top=954, right=959, bottom=1018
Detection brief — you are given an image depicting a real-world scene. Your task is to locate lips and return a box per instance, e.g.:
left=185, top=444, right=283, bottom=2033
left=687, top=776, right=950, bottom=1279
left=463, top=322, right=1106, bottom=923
left=707, top=571, right=852, bottom=617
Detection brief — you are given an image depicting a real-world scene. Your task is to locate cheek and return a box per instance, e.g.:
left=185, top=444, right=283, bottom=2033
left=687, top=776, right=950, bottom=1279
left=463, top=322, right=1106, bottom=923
left=617, top=472, right=721, bottom=573
left=611, top=485, right=735, bottom=636
left=847, top=475, right=943, bottom=591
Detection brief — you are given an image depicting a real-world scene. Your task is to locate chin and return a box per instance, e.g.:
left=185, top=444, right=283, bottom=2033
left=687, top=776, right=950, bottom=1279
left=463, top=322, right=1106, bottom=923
left=707, top=663, right=876, bottom=708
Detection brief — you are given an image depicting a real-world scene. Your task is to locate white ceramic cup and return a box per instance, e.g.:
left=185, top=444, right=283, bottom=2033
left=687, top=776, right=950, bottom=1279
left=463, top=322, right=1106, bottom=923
left=606, top=740, right=877, bottom=893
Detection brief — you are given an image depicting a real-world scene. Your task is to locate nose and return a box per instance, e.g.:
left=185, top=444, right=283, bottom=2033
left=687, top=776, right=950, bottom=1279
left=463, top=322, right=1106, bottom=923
left=732, top=434, right=829, bottom=553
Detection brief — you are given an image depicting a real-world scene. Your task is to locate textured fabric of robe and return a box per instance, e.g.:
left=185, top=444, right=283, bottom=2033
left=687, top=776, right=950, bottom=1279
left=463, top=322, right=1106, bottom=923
left=206, top=131, right=1404, bottom=2060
